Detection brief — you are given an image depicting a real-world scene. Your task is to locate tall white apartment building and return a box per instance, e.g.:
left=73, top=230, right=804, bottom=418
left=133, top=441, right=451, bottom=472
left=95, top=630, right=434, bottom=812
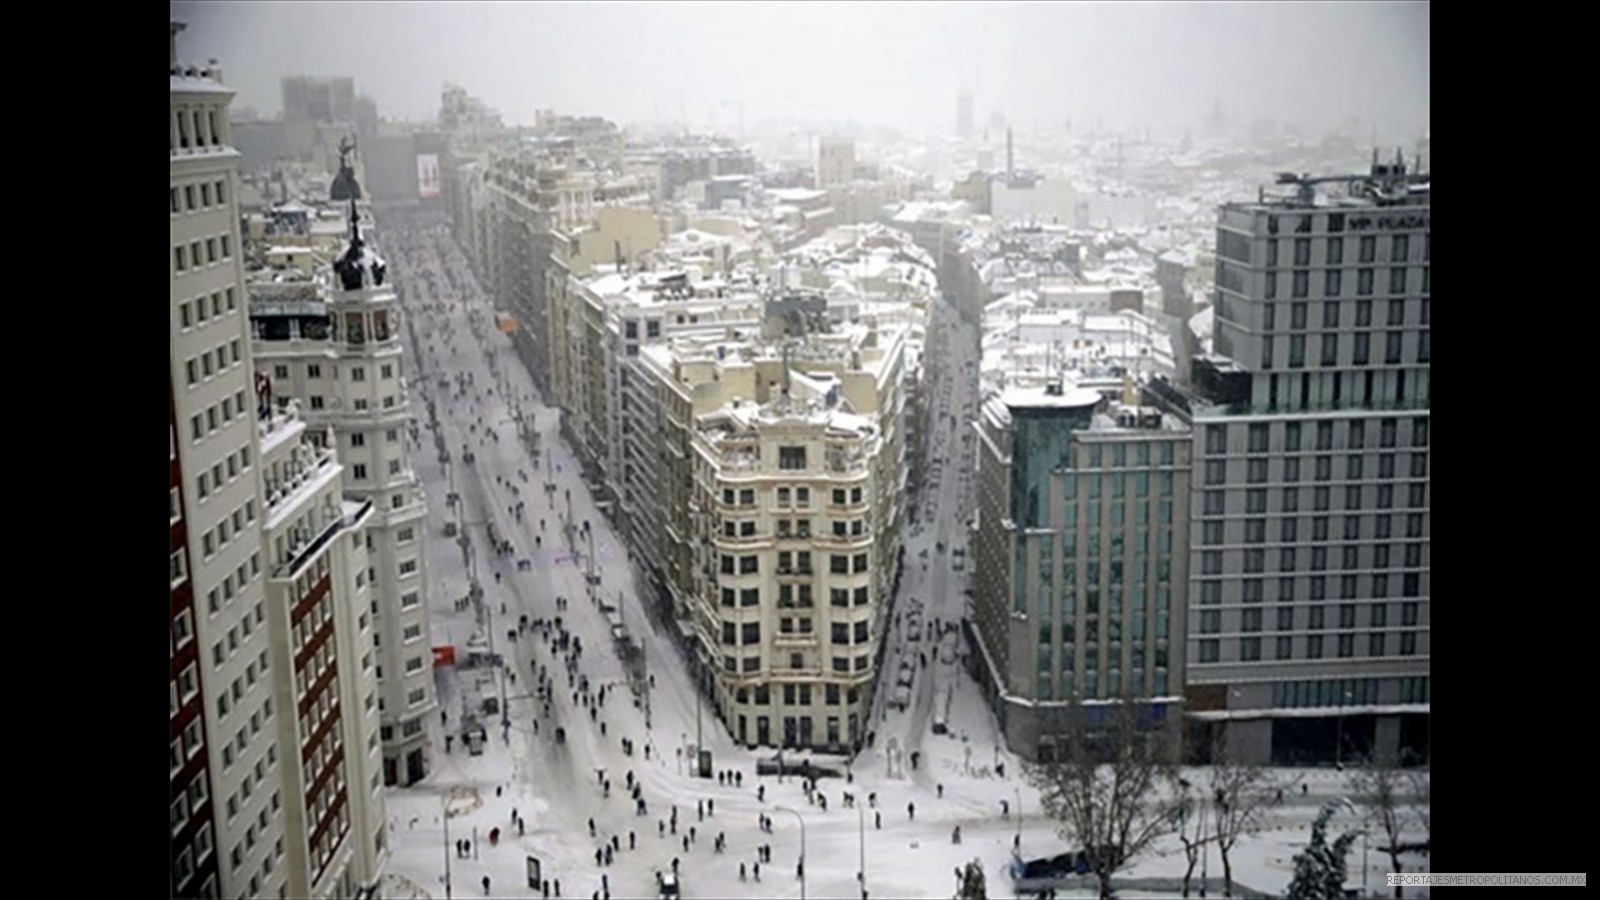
left=250, top=187, right=437, bottom=786
left=678, top=306, right=909, bottom=751
left=256, top=397, right=387, bottom=898
left=171, top=23, right=286, bottom=898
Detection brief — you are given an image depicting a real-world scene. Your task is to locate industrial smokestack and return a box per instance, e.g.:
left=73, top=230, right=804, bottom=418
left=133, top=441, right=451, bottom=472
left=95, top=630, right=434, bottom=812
left=1006, top=127, right=1014, bottom=177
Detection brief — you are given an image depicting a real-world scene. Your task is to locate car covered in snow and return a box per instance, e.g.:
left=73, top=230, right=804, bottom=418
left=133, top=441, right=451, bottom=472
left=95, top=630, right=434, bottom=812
left=657, top=871, right=680, bottom=899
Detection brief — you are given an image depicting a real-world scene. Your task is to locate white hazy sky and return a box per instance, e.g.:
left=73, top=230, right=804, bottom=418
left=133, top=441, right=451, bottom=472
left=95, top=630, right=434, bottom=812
left=171, top=1, right=1428, bottom=136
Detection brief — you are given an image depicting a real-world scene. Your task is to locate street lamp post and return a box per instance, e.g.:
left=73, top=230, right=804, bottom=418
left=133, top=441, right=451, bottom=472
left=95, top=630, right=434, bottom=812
left=442, top=793, right=454, bottom=900
left=857, top=800, right=867, bottom=899
left=1336, top=688, right=1354, bottom=768
left=775, top=805, right=807, bottom=900
left=1015, top=786, right=1022, bottom=849
left=1338, top=798, right=1371, bottom=895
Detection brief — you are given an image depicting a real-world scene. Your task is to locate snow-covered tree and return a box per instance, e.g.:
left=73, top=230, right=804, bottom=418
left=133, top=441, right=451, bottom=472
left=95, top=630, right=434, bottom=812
left=1173, top=779, right=1205, bottom=898
left=1405, top=767, right=1429, bottom=845
left=952, top=858, right=987, bottom=900
left=1348, top=762, right=1408, bottom=897
left=1210, top=741, right=1281, bottom=898
left=1028, top=699, right=1184, bottom=900
left=1286, top=802, right=1358, bottom=900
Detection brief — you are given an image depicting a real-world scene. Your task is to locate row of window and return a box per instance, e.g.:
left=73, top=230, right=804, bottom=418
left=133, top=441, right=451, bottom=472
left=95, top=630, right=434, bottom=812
left=1262, top=330, right=1429, bottom=369
left=719, top=551, right=869, bottom=577
left=171, top=104, right=224, bottom=151
left=1205, top=452, right=1428, bottom=485
left=1200, top=537, right=1429, bottom=574
left=1202, top=485, right=1429, bottom=517
left=274, top=362, right=396, bottom=383
left=1199, top=600, right=1423, bottom=631
left=734, top=684, right=863, bottom=707
left=1203, top=514, right=1430, bottom=548
left=170, top=818, right=215, bottom=891
left=220, top=695, right=275, bottom=778
left=177, top=287, right=237, bottom=330
left=1270, top=677, right=1432, bottom=709
left=198, top=498, right=257, bottom=570
left=173, top=233, right=234, bottom=275
left=723, top=652, right=873, bottom=674
left=720, top=620, right=870, bottom=646
left=1065, top=471, right=1177, bottom=502
left=201, top=555, right=262, bottom=624
left=189, top=389, right=250, bottom=445
left=1198, top=570, right=1426, bottom=604
left=205, top=594, right=264, bottom=669
left=1036, top=668, right=1171, bottom=701
left=1206, top=418, right=1428, bottom=455
left=1074, top=441, right=1179, bottom=469
left=299, top=686, right=339, bottom=748
left=1196, top=630, right=1422, bottom=662
left=1262, top=265, right=1429, bottom=301
left=216, top=648, right=271, bottom=723
left=184, top=337, right=244, bottom=390
left=1264, top=298, right=1428, bottom=333
left=170, top=177, right=229, bottom=216
left=720, top=518, right=868, bottom=539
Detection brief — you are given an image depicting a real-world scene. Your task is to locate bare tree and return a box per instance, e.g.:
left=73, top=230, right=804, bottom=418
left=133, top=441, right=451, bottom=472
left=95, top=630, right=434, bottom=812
left=1172, top=777, right=1205, bottom=898
left=1347, top=762, right=1407, bottom=898
left=1028, top=699, right=1185, bottom=900
left=1209, top=737, right=1281, bottom=898
left=1404, top=767, right=1429, bottom=845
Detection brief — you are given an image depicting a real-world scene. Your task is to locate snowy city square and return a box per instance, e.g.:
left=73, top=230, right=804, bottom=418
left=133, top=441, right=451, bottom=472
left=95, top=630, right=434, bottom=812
left=171, top=5, right=1432, bottom=899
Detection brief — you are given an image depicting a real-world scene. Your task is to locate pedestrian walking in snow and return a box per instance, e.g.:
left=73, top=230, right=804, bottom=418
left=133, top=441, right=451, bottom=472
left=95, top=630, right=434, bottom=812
left=937, top=784, right=944, bottom=799
left=707, top=798, right=714, bottom=816
left=908, top=801, right=916, bottom=820
left=682, top=835, right=689, bottom=852
left=482, top=876, right=491, bottom=895
left=875, top=811, right=882, bottom=830
left=629, top=831, right=636, bottom=850
left=740, top=862, right=747, bottom=881
left=753, top=861, right=760, bottom=882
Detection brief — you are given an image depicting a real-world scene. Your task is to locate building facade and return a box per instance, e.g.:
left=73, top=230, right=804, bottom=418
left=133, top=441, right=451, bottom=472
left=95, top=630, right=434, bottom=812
left=816, top=139, right=856, bottom=189
left=250, top=193, right=438, bottom=787
left=257, top=399, right=386, bottom=898
left=971, top=385, right=1191, bottom=761
left=172, top=26, right=287, bottom=897
left=1156, top=158, right=1430, bottom=766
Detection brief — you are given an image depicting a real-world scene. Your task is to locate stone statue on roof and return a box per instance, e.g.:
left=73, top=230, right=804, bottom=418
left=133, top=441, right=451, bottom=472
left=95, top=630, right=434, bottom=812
left=331, top=135, right=362, bottom=202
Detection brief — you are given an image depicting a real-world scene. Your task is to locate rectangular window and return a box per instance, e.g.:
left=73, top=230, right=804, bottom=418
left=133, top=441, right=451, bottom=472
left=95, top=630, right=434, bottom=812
left=778, top=446, right=807, bottom=470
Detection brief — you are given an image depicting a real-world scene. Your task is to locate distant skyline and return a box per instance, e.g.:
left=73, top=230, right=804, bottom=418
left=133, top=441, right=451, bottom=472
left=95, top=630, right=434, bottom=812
left=172, top=1, right=1429, bottom=139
